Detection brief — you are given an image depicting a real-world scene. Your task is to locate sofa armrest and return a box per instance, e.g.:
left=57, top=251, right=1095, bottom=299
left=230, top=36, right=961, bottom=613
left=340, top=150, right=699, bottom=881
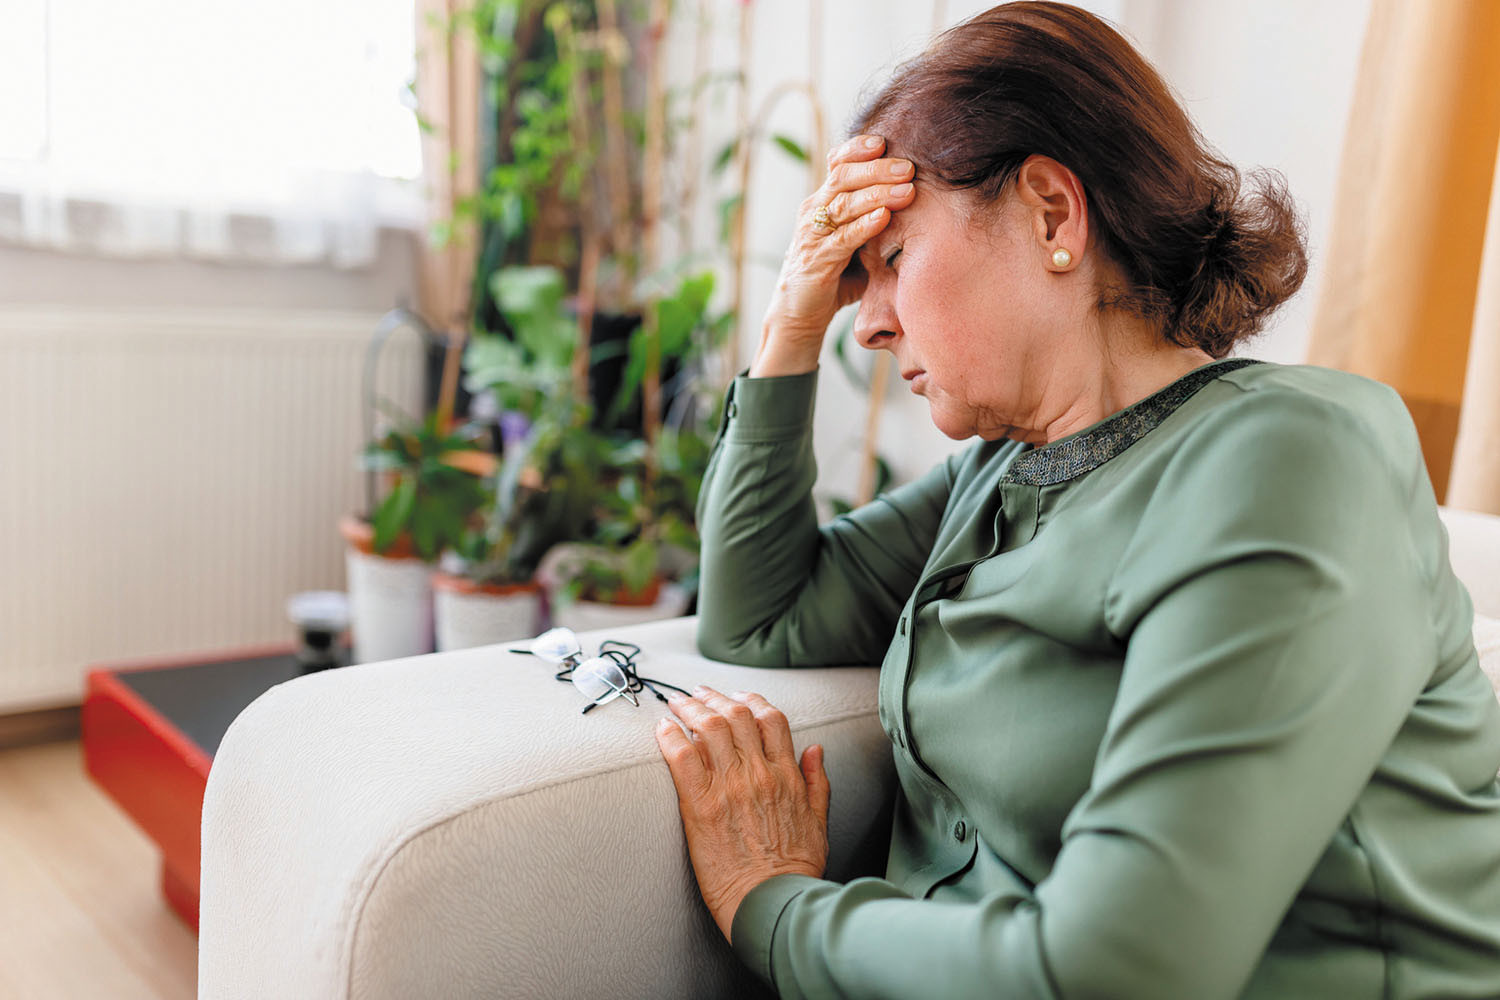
left=198, top=616, right=894, bottom=1000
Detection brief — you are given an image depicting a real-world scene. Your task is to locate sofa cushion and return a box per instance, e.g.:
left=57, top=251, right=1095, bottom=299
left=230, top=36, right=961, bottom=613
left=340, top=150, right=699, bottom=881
left=1476, top=613, right=1500, bottom=700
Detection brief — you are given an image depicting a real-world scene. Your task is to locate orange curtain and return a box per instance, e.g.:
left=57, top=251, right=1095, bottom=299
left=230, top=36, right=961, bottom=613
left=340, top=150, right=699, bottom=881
left=1449, top=131, right=1500, bottom=514
left=413, top=0, right=481, bottom=336
left=1306, top=0, right=1500, bottom=506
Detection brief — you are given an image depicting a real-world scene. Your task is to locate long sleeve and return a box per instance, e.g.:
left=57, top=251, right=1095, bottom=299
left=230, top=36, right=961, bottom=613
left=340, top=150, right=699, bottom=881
left=695, top=369, right=954, bottom=668
left=730, top=384, right=1461, bottom=998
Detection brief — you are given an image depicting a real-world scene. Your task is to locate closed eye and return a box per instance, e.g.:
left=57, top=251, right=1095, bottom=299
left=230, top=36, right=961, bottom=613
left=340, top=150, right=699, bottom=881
left=884, top=247, right=902, bottom=268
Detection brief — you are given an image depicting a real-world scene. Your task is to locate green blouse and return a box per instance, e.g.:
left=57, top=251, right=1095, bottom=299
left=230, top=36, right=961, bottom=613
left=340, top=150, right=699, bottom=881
left=695, top=358, right=1500, bottom=999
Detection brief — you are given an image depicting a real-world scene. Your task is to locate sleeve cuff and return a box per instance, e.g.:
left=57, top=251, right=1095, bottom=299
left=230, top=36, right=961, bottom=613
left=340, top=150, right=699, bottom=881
left=730, top=873, right=829, bottom=989
left=722, top=368, right=820, bottom=444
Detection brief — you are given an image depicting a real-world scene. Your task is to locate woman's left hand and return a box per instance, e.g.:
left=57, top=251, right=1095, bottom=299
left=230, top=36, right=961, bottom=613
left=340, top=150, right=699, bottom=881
left=655, top=686, right=831, bottom=943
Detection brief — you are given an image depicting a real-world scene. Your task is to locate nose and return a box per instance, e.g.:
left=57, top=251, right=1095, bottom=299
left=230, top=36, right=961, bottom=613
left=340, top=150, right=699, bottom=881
left=852, top=281, right=900, bottom=351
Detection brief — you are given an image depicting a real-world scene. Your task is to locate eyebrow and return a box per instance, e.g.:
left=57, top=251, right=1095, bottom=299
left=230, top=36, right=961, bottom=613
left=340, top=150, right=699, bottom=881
left=856, top=221, right=903, bottom=269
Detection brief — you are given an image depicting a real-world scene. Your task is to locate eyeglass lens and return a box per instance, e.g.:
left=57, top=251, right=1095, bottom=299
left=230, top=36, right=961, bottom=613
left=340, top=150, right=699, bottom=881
left=571, top=656, right=640, bottom=707
left=530, top=627, right=583, bottom=664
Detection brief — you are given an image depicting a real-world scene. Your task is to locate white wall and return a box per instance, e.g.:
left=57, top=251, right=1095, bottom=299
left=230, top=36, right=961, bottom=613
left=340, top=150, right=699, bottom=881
left=668, top=0, right=1371, bottom=496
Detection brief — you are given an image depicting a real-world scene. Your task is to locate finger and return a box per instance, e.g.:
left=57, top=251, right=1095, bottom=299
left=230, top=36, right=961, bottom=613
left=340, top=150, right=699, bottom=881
left=728, top=691, right=797, bottom=765
left=823, top=181, right=915, bottom=232
left=826, top=133, right=885, bottom=170
left=655, top=716, right=711, bottom=799
left=801, top=744, right=831, bottom=829
left=669, top=693, right=743, bottom=771
left=693, top=686, right=764, bottom=758
left=808, top=206, right=891, bottom=265
left=824, top=155, right=914, bottom=196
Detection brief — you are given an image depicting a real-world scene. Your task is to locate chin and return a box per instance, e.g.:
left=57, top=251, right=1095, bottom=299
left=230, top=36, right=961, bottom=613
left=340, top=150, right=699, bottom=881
left=926, top=404, right=977, bottom=441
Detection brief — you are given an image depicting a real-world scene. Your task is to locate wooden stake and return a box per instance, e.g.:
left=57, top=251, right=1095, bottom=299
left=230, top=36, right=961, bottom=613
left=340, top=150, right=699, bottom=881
left=641, top=0, right=671, bottom=475
left=557, top=10, right=600, bottom=402
left=727, top=1, right=754, bottom=378
left=596, top=0, right=636, bottom=304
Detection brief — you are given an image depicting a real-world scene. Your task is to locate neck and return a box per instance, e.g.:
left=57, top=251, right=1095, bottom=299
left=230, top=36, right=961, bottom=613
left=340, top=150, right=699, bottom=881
left=1004, top=319, right=1217, bottom=445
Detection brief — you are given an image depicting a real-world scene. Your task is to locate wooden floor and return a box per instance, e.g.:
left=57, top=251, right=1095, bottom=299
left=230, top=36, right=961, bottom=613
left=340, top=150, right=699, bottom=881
left=0, top=740, right=197, bottom=999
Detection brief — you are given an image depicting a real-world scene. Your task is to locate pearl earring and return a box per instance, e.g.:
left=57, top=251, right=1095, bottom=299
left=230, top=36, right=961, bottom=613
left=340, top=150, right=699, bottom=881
left=1052, top=248, right=1072, bottom=269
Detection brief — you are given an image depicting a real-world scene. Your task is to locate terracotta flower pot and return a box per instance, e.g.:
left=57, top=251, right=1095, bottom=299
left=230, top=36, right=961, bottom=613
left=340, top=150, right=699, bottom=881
left=339, top=515, right=434, bottom=664
left=431, top=572, right=543, bottom=652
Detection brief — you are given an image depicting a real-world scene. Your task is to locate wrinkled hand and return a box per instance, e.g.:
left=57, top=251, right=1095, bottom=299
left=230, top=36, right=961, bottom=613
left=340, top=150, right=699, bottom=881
left=655, top=686, right=831, bottom=943
left=752, top=134, right=916, bottom=375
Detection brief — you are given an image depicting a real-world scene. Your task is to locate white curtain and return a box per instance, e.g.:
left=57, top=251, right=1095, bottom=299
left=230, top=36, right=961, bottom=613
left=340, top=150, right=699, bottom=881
left=0, top=0, right=424, bottom=269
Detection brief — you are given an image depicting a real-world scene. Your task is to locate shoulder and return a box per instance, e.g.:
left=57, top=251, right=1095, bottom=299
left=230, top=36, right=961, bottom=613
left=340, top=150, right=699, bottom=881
left=1123, top=361, right=1431, bottom=576
left=1205, top=361, right=1413, bottom=442
left=1166, top=361, right=1423, bottom=501
left=1109, top=362, right=1433, bottom=627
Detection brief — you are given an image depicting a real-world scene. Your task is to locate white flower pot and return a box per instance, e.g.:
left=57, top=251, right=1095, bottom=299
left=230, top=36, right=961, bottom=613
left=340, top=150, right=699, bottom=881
left=432, top=573, right=543, bottom=652
left=548, top=582, right=690, bottom=634
left=340, top=517, right=434, bottom=664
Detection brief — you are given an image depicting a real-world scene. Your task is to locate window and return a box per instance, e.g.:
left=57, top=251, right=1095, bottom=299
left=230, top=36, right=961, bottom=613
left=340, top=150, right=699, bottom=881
left=0, top=0, right=424, bottom=267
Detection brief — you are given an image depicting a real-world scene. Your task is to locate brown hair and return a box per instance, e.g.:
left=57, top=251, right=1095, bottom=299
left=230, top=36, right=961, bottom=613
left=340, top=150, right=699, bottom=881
left=849, top=1, right=1307, bottom=358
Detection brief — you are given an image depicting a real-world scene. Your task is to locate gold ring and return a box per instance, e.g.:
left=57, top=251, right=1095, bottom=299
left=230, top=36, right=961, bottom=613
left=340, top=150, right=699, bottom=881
left=812, top=205, right=835, bottom=232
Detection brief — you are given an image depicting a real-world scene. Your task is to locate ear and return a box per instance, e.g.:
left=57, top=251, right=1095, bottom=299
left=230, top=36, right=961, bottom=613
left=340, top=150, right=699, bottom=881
left=1014, top=155, right=1088, bottom=271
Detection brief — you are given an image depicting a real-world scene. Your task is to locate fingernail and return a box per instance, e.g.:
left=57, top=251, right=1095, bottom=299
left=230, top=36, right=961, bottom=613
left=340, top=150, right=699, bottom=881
left=729, top=691, right=750, bottom=700
left=863, top=135, right=881, bottom=149
left=891, top=182, right=913, bottom=197
left=692, top=685, right=710, bottom=697
left=667, top=690, right=686, bottom=703
left=657, top=717, right=674, bottom=730
left=889, top=160, right=911, bottom=177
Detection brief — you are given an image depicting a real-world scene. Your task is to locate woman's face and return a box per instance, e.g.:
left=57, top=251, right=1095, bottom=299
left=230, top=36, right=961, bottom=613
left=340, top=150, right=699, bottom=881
left=851, top=182, right=1068, bottom=442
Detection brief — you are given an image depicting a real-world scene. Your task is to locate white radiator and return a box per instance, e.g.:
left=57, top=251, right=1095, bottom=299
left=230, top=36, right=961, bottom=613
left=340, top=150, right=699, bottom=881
left=0, top=306, right=425, bottom=711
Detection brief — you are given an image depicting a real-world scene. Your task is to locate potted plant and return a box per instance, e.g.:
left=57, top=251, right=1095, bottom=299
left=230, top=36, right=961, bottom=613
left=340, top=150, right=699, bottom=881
left=431, top=264, right=601, bottom=648
left=342, top=409, right=493, bottom=663
left=539, top=270, right=725, bottom=630
left=538, top=427, right=707, bottom=632
left=419, top=3, right=728, bottom=639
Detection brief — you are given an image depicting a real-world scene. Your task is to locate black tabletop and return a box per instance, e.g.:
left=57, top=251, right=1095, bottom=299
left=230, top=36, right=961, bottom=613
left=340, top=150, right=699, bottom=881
left=114, top=653, right=337, bottom=758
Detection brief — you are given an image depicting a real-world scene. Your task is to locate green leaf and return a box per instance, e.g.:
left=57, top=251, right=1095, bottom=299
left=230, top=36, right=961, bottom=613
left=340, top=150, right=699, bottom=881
left=372, top=476, right=416, bottom=554
left=711, top=137, right=739, bottom=175
left=717, top=194, right=744, bottom=245
left=490, top=266, right=574, bottom=368
left=771, top=134, right=809, bottom=163
left=607, top=328, right=651, bottom=424
left=492, top=265, right=564, bottom=321
left=623, top=536, right=657, bottom=594
left=651, top=271, right=714, bottom=358
left=411, top=508, right=438, bottom=561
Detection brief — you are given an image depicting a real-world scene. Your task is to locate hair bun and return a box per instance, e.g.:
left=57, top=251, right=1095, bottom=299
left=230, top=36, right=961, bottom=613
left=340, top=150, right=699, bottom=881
left=1172, top=168, right=1308, bottom=358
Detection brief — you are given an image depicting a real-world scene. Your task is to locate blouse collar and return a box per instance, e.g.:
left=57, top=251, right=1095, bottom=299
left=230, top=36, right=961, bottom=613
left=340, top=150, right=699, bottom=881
left=1002, top=357, right=1264, bottom=487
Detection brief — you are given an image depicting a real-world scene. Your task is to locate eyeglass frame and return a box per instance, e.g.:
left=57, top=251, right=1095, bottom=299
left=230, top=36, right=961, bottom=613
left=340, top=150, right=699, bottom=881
left=511, top=628, right=693, bottom=713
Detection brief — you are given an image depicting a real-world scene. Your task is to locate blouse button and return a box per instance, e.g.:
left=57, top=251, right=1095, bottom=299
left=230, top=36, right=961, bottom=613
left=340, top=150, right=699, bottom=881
left=899, top=617, right=907, bottom=636
left=727, top=401, right=738, bottom=419
left=953, top=820, right=967, bottom=842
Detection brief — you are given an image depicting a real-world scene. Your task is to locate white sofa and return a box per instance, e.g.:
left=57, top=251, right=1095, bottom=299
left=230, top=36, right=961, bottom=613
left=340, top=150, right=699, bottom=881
left=198, top=508, right=1500, bottom=999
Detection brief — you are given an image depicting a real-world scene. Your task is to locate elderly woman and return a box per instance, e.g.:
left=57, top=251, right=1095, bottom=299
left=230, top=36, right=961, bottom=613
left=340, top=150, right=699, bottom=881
left=652, top=3, right=1500, bottom=997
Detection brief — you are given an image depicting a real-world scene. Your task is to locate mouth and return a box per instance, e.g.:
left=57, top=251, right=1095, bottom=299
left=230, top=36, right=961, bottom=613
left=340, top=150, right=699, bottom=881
left=901, top=368, right=924, bottom=381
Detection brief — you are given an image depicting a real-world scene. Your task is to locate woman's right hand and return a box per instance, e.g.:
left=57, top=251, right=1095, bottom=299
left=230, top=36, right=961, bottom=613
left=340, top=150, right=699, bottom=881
left=750, top=135, right=916, bottom=377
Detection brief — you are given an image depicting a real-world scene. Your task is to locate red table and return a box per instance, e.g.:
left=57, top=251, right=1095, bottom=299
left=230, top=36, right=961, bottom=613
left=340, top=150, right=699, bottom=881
left=81, top=644, right=315, bottom=931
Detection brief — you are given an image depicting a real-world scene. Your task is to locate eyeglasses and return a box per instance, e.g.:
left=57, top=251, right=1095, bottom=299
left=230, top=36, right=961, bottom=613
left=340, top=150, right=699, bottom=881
left=512, top=627, right=692, bottom=714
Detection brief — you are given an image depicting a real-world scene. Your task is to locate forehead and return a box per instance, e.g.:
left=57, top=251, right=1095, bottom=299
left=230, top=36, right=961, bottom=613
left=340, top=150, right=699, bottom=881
left=855, top=183, right=988, bottom=264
